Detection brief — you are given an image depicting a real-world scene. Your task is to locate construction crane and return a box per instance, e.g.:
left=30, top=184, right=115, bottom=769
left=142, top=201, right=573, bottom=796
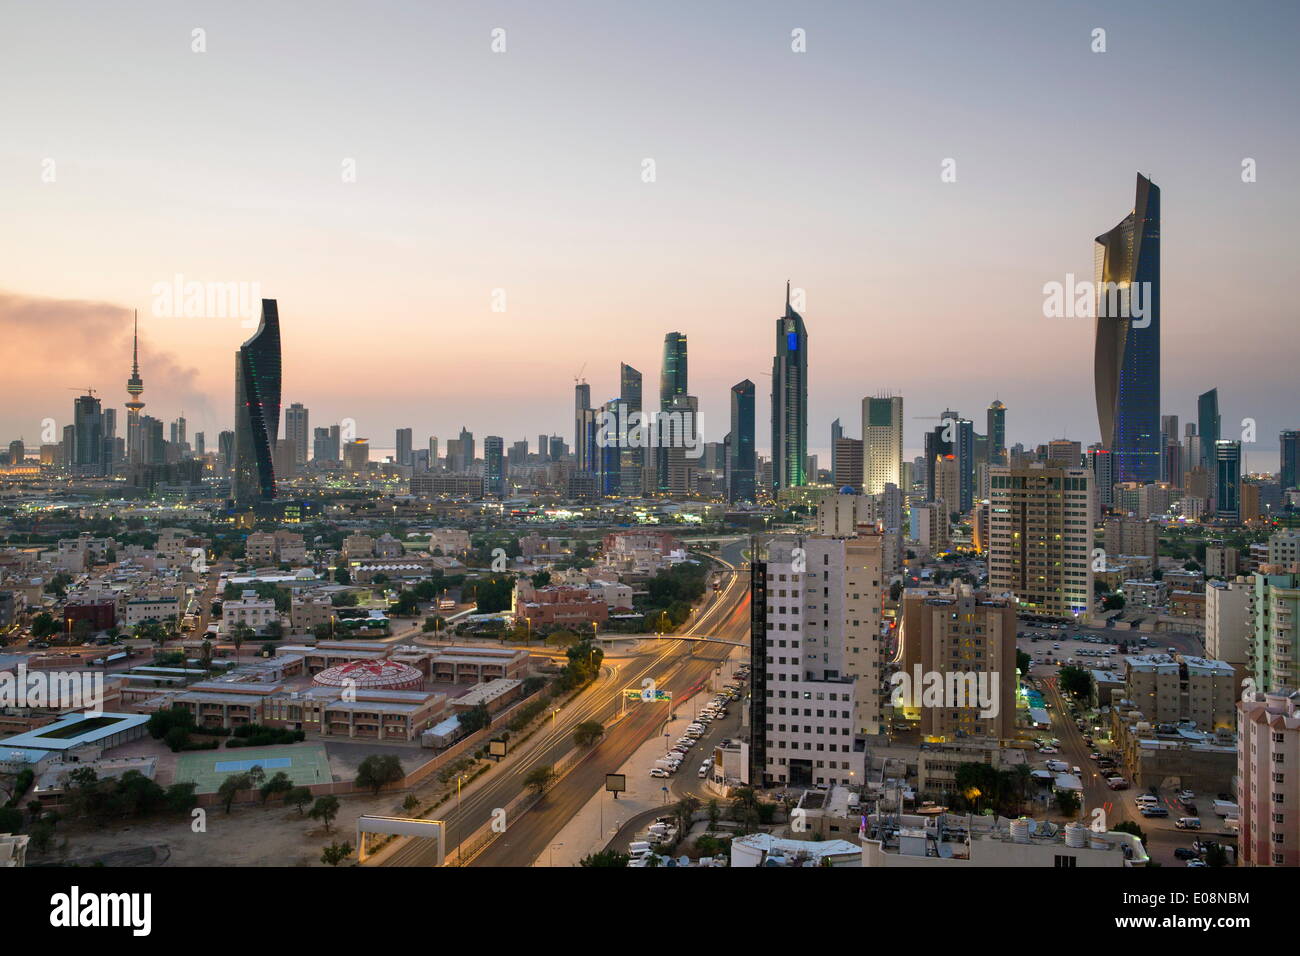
left=66, top=386, right=99, bottom=397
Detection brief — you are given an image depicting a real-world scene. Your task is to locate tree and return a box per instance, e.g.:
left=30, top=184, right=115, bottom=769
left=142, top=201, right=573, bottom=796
left=356, top=754, right=404, bottom=795
left=579, top=849, right=629, bottom=867
left=230, top=622, right=253, bottom=657
left=392, top=590, right=420, bottom=616
left=1205, top=843, right=1229, bottom=867
left=165, top=783, right=198, bottom=814
left=1055, top=790, right=1080, bottom=817
left=673, top=795, right=701, bottom=837
left=286, top=787, right=313, bottom=815
left=530, top=571, right=551, bottom=588
left=1057, top=665, right=1093, bottom=699
left=218, top=773, right=253, bottom=814
left=30, top=612, right=59, bottom=639
left=573, top=720, right=605, bottom=747
left=706, top=799, right=721, bottom=830
left=402, top=794, right=421, bottom=814
left=1016, top=649, right=1032, bottom=674
left=245, top=764, right=267, bottom=790
left=523, top=765, right=557, bottom=799
left=310, top=795, right=341, bottom=833
left=321, top=841, right=354, bottom=866
left=457, top=703, right=491, bottom=734
left=260, top=771, right=293, bottom=805
left=0, top=806, right=22, bottom=833
left=1112, top=820, right=1146, bottom=844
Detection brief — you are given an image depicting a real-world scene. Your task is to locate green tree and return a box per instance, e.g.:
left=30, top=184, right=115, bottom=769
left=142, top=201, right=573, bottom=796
left=1055, top=790, right=1080, bottom=817
left=321, top=841, right=353, bottom=866
left=523, top=765, right=557, bottom=800
left=573, top=720, right=605, bottom=747
left=218, top=773, right=253, bottom=814
left=260, top=771, right=293, bottom=805
left=1112, top=820, right=1146, bottom=844
left=286, top=787, right=313, bottom=815
left=356, top=754, right=405, bottom=795
left=1057, top=665, right=1093, bottom=699
left=310, top=795, right=341, bottom=833
left=578, top=849, right=629, bottom=867
left=457, top=703, right=491, bottom=734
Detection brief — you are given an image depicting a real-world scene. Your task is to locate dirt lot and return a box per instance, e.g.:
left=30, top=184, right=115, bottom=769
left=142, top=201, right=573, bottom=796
left=32, top=783, right=432, bottom=867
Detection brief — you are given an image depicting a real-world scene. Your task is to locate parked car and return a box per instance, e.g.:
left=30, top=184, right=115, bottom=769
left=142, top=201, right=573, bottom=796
left=1141, top=806, right=1169, bottom=818
left=1174, top=847, right=1200, bottom=860
left=1175, top=817, right=1202, bottom=830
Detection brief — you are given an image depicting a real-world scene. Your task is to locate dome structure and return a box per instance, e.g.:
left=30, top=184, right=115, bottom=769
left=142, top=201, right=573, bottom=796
left=312, top=658, right=424, bottom=691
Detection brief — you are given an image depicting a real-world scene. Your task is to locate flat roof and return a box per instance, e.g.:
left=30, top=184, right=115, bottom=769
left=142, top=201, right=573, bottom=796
left=0, top=711, right=149, bottom=751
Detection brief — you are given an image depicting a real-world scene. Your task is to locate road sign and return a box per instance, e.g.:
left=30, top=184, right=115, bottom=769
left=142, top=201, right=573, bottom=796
left=622, top=688, right=673, bottom=702
left=605, top=773, right=626, bottom=794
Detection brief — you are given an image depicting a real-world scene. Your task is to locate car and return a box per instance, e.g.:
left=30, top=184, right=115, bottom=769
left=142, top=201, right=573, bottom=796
left=1038, top=747, right=1059, bottom=755
left=649, top=768, right=669, bottom=778
left=697, top=765, right=709, bottom=778
left=1174, top=847, right=1200, bottom=860
left=1135, top=794, right=1160, bottom=805
left=1177, top=789, right=1195, bottom=803
left=1071, top=766, right=1082, bottom=776
left=1141, top=806, right=1169, bottom=818
left=1186, top=860, right=1208, bottom=867
left=1175, top=817, right=1201, bottom=830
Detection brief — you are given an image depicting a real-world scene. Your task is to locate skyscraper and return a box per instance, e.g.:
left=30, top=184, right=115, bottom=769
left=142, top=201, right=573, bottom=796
left=1281, top=429, right=1300, bottom=491
left=619, top=363, right=643, bottom=496
left=862, top=394, right=903, bottom=495
left=574, top=381, right=593, bottom=472
left=1094, top=173, right=1161, bottom=485
left=233, top=299, right=282, bottom=505
left=658, top=332, right=688, bottom=491
left=72, top=392, right=104, bottom=476
left=1198, top=388, right=1221, bottom=473
left=771, top=281, right=807, bottom=494
left=124, top=310, right=146, bottom=465
left=284, top=403, right=309, bottom=466
left=484, top=436, right=506, bottom=496
left=728, top=379, right=755, bottom=503
left=1215, top=439, right=1242, bottom=524
left=395, top=427, right=413, bottom=467
left=987, top=400, right=1007, bottom=466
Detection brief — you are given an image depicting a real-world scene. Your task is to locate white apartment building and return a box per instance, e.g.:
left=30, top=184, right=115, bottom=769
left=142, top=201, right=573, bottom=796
left=222, top=589, right=279, bottom=636
left=755, top=533, right=884, bottom=788
left=1206, top=577, right=1252, bottom=675
left=1268, top=530, right=1300, bottom=568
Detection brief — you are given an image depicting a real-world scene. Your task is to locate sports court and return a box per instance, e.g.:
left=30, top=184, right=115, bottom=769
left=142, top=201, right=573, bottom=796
left=173, top=744, right=332, bottom=793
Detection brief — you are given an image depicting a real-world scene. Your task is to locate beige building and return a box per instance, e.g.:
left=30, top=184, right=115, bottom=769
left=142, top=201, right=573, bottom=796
left=1123, top=653, right=1236, bottom=731
left=987, top=464, right=1094, bottom=620
left=898, top=586, right=1017, bottom=741
left=1102, top=516, right=1158, bottom=566
left=1205, top=577, right=1252, bottom=677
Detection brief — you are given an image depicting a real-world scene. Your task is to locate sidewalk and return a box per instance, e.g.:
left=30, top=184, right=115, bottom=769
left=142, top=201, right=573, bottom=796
left=533, top=649, right=742, bottom=867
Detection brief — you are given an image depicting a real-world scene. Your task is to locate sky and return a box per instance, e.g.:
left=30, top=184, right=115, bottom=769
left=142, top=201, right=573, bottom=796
left=1, top=0, right=1297, bottom=470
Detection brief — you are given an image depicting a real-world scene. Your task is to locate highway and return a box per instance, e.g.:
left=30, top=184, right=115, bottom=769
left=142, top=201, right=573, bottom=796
left=377, top=543, right=752, bottom=867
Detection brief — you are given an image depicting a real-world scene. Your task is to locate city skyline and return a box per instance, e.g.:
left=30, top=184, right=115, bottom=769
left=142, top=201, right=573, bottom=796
left=2, top=2, right=1298, bottom=462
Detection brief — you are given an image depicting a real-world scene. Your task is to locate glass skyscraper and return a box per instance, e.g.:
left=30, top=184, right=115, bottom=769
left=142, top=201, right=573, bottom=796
left=1198, top=388, right=1221, bottom=472
left=1281, top=429, right=1300, bottom=491
left=729, top=379, right=756, bottom=503
left=1094, top=174, right=1161, bottom=485
left=658, top=332, right=688, bottom=491
left=1215, top=439, right=1242, bottom=524
left=233, top=298, right=282, bottom=505
left=770, top=282, right=807, bottom=494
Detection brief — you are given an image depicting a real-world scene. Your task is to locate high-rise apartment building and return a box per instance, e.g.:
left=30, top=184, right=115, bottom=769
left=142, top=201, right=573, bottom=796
left=988, top=464, right=1094, bottom=620
left=1094, top=174, right=1161, bottom=485
left=899, top=586, right=1017, bottom=741
left=832, top=437, right=864, bottom=493
left=284, top=403, right=309, bottom=466
left=750, top=532, right=884, bottom=788
left=1250, top=570, right=1300, bottom=693
left=1238, top=690, right=1300, bottom=866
